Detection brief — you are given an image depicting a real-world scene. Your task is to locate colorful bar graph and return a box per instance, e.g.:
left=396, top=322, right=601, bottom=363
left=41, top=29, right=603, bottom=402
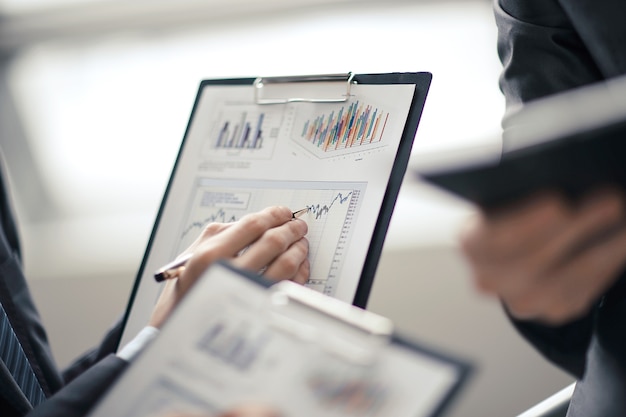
left=300, top=102, right=389, bottom=152
left=215, top=112, right=265, bottom=150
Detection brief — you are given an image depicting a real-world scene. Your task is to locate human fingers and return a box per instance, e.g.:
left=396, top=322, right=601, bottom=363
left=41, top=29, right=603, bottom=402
left=148, top=208, right=293, bottom=328
left=256, top=237, right=310, bottom=283
left=233, top=219, right=308, bottom=274
left=483, top=189, right=626, bottom=298
left=504, top=221, right=626, bottom=324
left=159, top=208, right=291, bottom=284
left=512, top=190, right=624, bottom=284
left=217, top=404, right=282, bottom=417
left=181, top=207, right=294, bottom=284
left=159, top=412, right=280, bottom=417
left=461, top=192, right=571, bottom=266
left=461, top=194, right=571, bottom=295
left=167, top=223, right=234, bottom=273
left=292, top=256, right=311, bottom=285
left=185, top=222, right=233, bottom=252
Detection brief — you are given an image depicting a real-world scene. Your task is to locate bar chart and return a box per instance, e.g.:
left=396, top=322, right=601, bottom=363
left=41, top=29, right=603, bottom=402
left=294, top=101, right=390, bottom=158
left=214, top=112, right=264, bottom=150
left=204, top=104, right=288, bottom=159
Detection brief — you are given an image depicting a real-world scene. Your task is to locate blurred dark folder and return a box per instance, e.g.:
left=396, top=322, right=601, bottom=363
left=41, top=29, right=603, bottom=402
left=416, top=76, right=626, bottom=209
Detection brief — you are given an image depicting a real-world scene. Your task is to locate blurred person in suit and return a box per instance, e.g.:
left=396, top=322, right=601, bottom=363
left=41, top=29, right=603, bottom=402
left=461, top=1, right=626, bottom=416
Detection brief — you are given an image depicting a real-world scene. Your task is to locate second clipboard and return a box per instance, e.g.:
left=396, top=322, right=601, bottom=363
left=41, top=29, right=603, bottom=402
left=89, top=260, right=472, bottom=417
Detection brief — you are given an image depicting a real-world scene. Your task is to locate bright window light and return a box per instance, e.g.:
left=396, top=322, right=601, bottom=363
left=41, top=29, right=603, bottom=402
left=0, top=0, right=107, bottom=13
left=8, top=2, right=502, bottom=219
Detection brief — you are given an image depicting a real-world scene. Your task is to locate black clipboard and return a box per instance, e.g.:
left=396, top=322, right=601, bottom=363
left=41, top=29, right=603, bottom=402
left=91, top=261, right=471, bottom=417
left=117, top=72, right=432, bottom=349
left=416, top=75, right=626, bottom=210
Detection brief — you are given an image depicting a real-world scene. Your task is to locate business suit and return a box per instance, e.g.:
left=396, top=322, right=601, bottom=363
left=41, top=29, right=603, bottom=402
left=0, top=155, right=127, bottom=417
left=495, top=1, right=626, bottom=415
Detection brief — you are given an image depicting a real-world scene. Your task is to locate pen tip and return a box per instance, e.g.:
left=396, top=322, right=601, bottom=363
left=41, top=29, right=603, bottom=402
left=292, top=207, right=309, bottom=218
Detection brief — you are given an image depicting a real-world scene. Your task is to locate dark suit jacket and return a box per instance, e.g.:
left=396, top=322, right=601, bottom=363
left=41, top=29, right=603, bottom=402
left=0, top=155, right=127, bottom=417
left=495, top=1, right=626, bottom=416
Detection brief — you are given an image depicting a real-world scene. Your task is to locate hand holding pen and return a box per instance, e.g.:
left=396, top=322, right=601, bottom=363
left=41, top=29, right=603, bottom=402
left=149, top=206, right=310, bottom=328
left=154, top=207, right=309, bottom=282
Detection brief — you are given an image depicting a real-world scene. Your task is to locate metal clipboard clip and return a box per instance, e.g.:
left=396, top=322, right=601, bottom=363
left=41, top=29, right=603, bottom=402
left=254, top=72, right=356, bottom=105
left=268, top=280, right=392, bottom=365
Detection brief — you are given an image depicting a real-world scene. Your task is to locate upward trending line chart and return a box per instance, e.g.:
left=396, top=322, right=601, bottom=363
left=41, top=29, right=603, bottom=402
left=306, top=190, right=353, bottom=220
left=176, top=179, right=366, bottom=296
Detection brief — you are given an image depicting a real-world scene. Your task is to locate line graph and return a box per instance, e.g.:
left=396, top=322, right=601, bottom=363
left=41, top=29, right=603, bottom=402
left=179, top=208, right=238, bottom=242
left=176, top=178, right=366, bottom=296
left=307, top=191, right=352, bottom=220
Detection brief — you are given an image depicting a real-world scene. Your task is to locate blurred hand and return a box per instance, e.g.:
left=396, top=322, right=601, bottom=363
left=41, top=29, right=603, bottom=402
left=162, top=404, right=281, bottom=417
left=217, top=405, right=282, bottom=417
left=461, top=189, right=626, bottom=324
left=149, top=206, right=309, bottom=327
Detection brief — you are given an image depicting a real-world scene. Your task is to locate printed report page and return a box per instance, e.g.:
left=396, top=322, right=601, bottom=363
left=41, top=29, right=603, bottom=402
left=95, top=264, right=463, bottom=417
left=120, top=81, right=416, bottom=347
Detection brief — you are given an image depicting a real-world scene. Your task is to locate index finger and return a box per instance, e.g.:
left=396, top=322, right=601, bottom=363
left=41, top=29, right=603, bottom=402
left=196, top=206, right=293, bottom=262
left=462, top=192, right=571, bottom=263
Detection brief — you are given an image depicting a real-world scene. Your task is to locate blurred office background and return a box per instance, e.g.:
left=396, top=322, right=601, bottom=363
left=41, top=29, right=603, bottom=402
left=0, top=0, right=573, bottom=415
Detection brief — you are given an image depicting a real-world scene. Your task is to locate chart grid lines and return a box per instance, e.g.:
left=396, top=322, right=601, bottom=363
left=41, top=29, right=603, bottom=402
left=176, top=179, right=366, bottom=296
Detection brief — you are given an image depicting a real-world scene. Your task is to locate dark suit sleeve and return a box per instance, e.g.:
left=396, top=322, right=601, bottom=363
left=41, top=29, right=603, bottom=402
left=61, top=319, right=123, bottom=384
left=506, top=306, right=593, bottom=378
left=0, top=152, right=129, bottom=416
left=28, top=355, right=127, bottom=417
left=494, top=0, right=604, bottom=127
left=493, top=0, right=608, bottom=378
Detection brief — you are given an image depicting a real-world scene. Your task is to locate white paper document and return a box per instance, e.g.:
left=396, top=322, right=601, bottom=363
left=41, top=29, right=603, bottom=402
left=90, top=262, right=468, bottom=417
left=120, top=78, right=420, bottom=348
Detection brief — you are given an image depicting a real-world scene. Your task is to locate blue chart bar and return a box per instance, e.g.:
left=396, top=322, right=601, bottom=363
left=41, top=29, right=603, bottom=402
left=215, top=112, right=265, bottom=149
